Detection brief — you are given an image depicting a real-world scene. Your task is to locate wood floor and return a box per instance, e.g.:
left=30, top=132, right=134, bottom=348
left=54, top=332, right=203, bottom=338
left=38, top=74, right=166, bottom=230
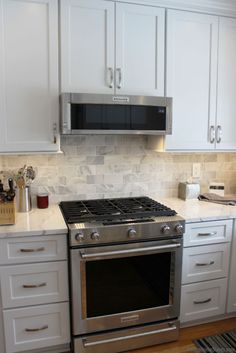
left=64, top=317, right=236, bottom=353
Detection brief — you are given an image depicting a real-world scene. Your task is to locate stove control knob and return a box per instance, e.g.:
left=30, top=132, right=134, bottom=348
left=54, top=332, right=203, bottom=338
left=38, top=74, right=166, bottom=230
left=75, top=232, right=84, bottom=242
left=175, top=224, right=184, bottom=234
left=128, top=228, right=137, bottom=238
left=161, top=225, right=171, bottom=235
left=91, top=231, right=100, bottom=241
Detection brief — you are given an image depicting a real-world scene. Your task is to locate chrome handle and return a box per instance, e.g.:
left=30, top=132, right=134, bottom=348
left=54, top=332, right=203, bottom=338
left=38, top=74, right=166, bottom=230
left=20, top=247, right=45, bottom=253
left=22, top=282, right=47, bottom=289
left=108, top=67, right=114, bottom=88
left=80, top=243, right=181, bottom=260
left=116, top=68, right=122, bottom=89
left=197, top=232, right=217, bottom=237
left=210, top=125, right=215, bottom=143
left=53, top=122, right=57, bottom=144
left=25, top=325, right=48, bottom=332
left=193, top=298, right=212, bottom=305
left=83, top=325, right=177, bottom=347
left=216, top=125, right=222, bottom=143
left=196, top=261, right=214, bottom=267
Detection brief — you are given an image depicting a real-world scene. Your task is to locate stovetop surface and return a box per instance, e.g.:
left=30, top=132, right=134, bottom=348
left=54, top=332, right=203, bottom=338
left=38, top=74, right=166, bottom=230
left=60, top=196, right=177, bottom=224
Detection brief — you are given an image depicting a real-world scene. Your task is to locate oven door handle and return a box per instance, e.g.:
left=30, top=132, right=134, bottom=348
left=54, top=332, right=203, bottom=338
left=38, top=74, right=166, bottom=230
left=79, top=243, right=181, bottom=260
left=82, top=324, right=177, bottom=347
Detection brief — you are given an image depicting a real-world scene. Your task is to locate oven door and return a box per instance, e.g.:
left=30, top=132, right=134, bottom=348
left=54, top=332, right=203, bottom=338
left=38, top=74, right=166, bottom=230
left=70, top=238, right=182, bottom=335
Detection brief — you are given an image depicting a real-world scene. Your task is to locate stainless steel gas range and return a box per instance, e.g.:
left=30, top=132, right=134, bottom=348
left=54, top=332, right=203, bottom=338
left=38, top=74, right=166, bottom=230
left=59, top=196, right=185, bottom=353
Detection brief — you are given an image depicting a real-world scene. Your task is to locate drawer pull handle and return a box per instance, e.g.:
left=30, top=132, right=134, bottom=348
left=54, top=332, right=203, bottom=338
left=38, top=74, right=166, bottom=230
left=20, top=247, right=45, bottom=253
left=25, top=325, right=48, bottom=332
left=194, top=298, right=212, bottom=304
left=197, top=232, right=217, bottom=237
left=196, top=261, right=215, bottom=267
left=22, top=282, right=47, bottom=289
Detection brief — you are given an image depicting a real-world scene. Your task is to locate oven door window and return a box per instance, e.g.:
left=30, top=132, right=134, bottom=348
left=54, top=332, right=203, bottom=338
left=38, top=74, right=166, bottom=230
left=84, top=252, right=173, bottom=318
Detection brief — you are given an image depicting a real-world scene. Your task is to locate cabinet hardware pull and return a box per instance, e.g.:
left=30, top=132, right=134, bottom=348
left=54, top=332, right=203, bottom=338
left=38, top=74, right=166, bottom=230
left=25, top=325, right=48, bottom=332
left=108, top=67, right=114, bottom=88
left=116, top=68, right=122, bottom=89
left=22, top=282, right=47, bottom=289
left=197, top=232, right=217, bottom=237
left=216, top=125, right=222, bottom=143
left=193, top=298, right=212, bottom=304
left=53, top=122, right=57, bottom=144
left=209, top=125, right=215, bottom=143
left=20, top=247, right=45, bottom=253
left=196, top=260, right=214, bottom=266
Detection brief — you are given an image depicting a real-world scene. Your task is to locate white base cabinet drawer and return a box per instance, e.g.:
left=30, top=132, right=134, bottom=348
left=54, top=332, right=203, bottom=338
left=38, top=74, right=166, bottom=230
left=0, top=235, right=67, bottom=264
left=3, top=303, right=70, bottom=353
left=182, top=243, right=230, bottom=284
left=180, top=278, right=227, bottom=323
left=184, top=220, right=232, bottom=247
left=0, top=262, right=69, bottom=308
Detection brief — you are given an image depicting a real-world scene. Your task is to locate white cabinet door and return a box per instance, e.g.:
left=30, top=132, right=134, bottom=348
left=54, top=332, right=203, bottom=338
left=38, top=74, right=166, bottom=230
left=216, top=17, right=236, bottom=150
left=0, top=0, right=59, bottom=153
left=165, top=10, right=218, bottom=150
left=60, top=0, right=114, bottom=94
left=227, top=222, right=236, bottom=313
left=115, top=3, right=165, bottom=96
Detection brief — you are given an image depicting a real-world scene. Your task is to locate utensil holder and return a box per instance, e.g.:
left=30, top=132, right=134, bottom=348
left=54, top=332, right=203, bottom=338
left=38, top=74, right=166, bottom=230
left=16, top=186, right=32, bottom=212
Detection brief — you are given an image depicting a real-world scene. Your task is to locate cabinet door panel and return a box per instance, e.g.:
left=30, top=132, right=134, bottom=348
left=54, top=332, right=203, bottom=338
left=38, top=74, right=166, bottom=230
left=166, top=10, right=218, bottom=150
left=60, top=0, right=114, bottom=94
left=216, top=17, right=236, bottom=150
left=0, top=0, right=59, bottom=152
left=116, top=3, right=165, bottom=96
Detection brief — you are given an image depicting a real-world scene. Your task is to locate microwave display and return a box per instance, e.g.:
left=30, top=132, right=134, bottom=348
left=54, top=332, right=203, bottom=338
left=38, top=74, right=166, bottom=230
left=71, top=104, right=166, bottom=131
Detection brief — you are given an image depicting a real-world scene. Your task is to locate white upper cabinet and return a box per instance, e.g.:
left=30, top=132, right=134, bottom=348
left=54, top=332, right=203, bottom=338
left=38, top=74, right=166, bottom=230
left=60, top=0, right=115, bottom=94
left=165, top=10, right=236, bottom=151
left=0, top=0, right=60, bottom=153
left=165, top=10, right=218, bottom=151
left=216, top=17, right=236, bottom=150
left=60, top=0, right=165, bottom=96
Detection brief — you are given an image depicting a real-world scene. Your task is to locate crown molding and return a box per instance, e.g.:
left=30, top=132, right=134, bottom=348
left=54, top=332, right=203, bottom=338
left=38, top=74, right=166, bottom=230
left=113, top=0, right=236, bottom=17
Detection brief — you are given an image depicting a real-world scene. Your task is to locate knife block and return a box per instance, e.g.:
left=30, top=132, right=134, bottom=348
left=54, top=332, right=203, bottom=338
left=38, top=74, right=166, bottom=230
left=0, top=201, right=16, bottom=225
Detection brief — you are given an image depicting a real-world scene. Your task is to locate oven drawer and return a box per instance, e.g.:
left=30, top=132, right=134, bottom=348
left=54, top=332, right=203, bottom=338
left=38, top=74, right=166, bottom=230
left=180, top=278, right=227, bottom=323
left=74, top=320, right=179, bottom=353
left=3, top=303, right=70, bottom=353
left=0, top=262, right=69, bottom=308
left=182, top=243, right=230, bottom=284
left=184, top=220, right=232, bottom=247
left=0, top=235, right=67, bottom=264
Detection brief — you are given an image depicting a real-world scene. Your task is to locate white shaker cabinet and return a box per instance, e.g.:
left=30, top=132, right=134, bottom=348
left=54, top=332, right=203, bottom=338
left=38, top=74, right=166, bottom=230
left=216, top=17, right=236, bottom=150
left=60, top=0, right=165, bottom=96
left=0, top=0, right=60, bottom=153
left=165, top=10, right=236, bottom=151
left=165, top=10, right=218, bottom=151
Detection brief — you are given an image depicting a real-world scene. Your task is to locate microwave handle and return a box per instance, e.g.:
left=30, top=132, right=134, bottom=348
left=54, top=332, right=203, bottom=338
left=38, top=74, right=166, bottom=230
left=80, top=242, right=181, bottom=260
left=60, top=93, right=71, bottom=134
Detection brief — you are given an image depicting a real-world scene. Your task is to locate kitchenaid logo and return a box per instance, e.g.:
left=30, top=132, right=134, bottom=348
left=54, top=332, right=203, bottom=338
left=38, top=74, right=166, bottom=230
left=112, top=96, right=130, bottom=103
left=120, top=314, right=139, bottom=324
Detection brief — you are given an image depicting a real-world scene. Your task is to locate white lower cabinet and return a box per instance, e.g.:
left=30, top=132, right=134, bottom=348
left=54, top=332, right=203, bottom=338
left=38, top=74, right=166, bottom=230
left=0, top=234, right=70, bottom=353
left=3, top=303, right=70, bottom=353
left=227, top=220, right=236, bottom=313
left=181, top=219, right=233, bottom=324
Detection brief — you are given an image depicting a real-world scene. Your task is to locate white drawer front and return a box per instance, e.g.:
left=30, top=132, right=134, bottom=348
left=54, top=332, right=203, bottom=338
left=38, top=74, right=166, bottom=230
left=182, top=243, right=230, bottom=284
left=180, top=278, right=227, bottom=323
left=184, top=220, right=232, bottom=247
left=0, top=262, right=69, bottom=308
left=3, top=303, right=70, bottom=353
left=0, top=235, right=67, bottom=264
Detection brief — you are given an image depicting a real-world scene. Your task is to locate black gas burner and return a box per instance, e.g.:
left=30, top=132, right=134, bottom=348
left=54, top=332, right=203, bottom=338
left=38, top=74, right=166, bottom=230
left=60, top=196, right=177, bottom=223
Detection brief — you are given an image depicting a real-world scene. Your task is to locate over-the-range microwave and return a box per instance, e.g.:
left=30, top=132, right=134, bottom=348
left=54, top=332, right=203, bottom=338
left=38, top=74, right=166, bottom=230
left=60, top=93, right=172, bottom=135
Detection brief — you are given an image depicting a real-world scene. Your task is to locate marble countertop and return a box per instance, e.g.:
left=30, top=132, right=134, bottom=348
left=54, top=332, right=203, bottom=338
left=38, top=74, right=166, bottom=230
left=1, top=197, right=236, bottom=237
left=161, top=197, right=236, bottom=223
left=0, top=204, right=67, bottom=237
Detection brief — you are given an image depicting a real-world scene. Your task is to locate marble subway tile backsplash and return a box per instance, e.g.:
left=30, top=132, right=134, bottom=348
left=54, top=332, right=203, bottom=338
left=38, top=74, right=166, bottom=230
left=1, top=135, right=236, bottom=203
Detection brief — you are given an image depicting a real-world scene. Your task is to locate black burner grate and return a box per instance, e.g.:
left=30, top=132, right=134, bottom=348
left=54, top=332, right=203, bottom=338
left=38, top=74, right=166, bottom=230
left=60, top=196, right=177, bottom=223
